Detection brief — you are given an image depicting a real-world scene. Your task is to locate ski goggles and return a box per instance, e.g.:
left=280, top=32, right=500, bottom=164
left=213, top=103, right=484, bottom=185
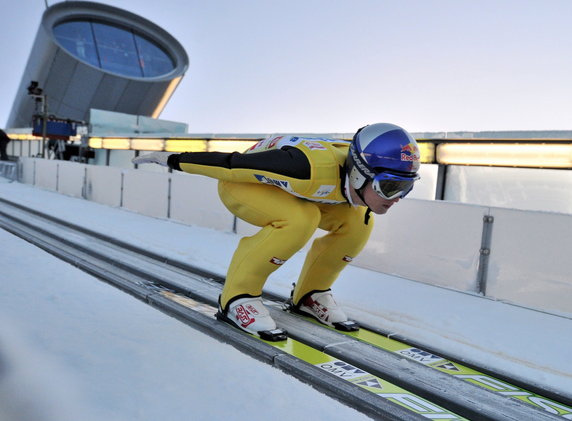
left=371, top=171, right=420, bottom=200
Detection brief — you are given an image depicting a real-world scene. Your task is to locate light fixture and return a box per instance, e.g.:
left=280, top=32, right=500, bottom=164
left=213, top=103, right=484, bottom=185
left=164, top=139, right=207, bottom=152
left=88, top=137, right=104, bottom=148
left=437, top=143, right=572, bottom=168
left=7, top=133, right=37, bottom=141
left=101, top=137, right=131, bottom=150
left=417, top=142, right=436, bottom=164
left=130, top=138, right=165, bottom=151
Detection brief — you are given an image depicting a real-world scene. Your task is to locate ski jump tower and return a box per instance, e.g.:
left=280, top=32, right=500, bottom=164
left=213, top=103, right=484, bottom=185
left=7, top=1, right=189, bottom=129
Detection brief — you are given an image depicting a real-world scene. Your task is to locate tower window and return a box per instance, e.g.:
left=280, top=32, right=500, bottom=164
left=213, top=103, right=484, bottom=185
left=53, top=20, right=175, bottom=78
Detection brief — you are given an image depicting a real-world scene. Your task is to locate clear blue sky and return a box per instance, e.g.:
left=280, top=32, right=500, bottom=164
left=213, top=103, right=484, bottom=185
left=2, top=0, right=571, bottom=133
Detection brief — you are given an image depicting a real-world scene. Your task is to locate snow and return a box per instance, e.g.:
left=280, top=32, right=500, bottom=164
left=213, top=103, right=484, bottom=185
left=0, top=181, right=370, bottom=421
left=0, top=179, right=571, bottom=420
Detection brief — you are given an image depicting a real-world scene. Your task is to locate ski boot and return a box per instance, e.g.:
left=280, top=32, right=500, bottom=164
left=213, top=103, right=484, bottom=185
left=216, top=295, right=287, bottom=341
left=289, top=288, right=359, bottom=332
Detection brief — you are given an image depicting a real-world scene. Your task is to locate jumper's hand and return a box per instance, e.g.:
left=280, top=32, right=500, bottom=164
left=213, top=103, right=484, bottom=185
left=132, top=152, right=173, bottom=167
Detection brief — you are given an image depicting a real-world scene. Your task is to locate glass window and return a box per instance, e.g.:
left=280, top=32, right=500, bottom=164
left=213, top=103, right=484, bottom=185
left=135, top=34, right=174, bottom=77
left=53, top=20, right=175, bottom=78
left=92, top=22, right=142, bottom=77
left=53, top=21, right=100, bottom=68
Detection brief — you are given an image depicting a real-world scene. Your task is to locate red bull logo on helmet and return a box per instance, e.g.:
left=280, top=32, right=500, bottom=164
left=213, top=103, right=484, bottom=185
left=400, top=142, right=420, bottom=162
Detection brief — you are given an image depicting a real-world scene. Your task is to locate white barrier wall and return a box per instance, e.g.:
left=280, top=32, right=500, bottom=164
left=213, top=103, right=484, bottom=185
left=85, top=165, right=123, bottom=207
left=355, top=199, right=487, bottom=292
left=20, top=158, right=35, bottom=185
left=57, top=161, right=86, bottom=199
left=14, top=158, right=572, bottom=317
left=486, top=208, right=572, bottom=315
left=122, top=169, right=170, bottom=219
left=170, top=172, right=235, bottom=232
left=35, top=159, right=58, bottom=191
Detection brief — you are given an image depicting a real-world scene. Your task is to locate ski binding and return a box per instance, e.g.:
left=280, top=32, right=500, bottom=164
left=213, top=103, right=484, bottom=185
left=333, top=320, right=360, bottom=332
left=258, top=328, right=288, bottom=342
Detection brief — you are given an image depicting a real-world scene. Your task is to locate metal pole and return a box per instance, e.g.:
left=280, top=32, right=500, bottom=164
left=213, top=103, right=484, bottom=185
left=476, top=215, right=494, bottom=295
left=41, top=95, right=48, bottom=158
left=435, top=164, right=448, bottom=200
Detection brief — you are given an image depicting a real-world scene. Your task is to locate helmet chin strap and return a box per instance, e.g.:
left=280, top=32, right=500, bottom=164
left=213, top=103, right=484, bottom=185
left=364, top=208, right=372, bottom=225
left=355, top=186, right=373, bottom=225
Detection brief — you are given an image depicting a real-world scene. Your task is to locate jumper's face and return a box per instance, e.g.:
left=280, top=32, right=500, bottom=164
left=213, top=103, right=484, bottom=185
left=349, top=182, right=401, bottom=215
left=362, top=183, right=401, bottom=214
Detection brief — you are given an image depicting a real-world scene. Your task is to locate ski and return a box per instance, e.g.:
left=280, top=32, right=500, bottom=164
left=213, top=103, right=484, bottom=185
left=160, top=291, right=466, bottom=420
left=278, top=301, right=572, bottom=419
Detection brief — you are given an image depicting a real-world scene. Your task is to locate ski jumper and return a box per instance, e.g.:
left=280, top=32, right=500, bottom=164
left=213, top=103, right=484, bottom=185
left=167, top=136, right=374, bottom=310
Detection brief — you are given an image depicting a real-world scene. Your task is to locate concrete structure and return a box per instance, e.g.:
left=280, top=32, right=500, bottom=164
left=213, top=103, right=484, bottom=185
left=7, top=1, right=189, bottom=129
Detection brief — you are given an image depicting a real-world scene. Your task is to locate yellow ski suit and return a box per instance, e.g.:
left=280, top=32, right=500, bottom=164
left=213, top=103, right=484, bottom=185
left=168, top=135, right=373, bottom=310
